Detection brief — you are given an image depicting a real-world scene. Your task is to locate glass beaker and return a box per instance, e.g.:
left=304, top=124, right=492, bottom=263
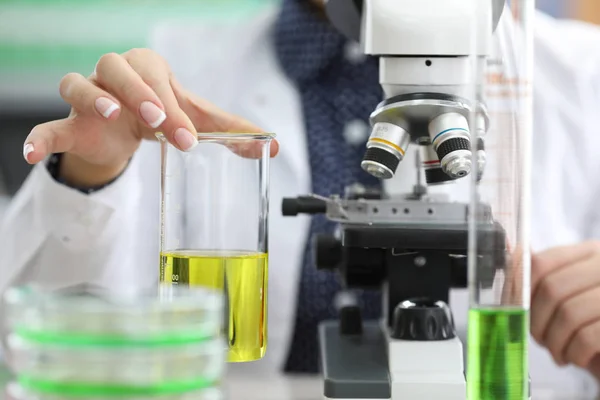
left=158, top=132, right=274, bottom=363
left=466, top=1, right=534, bottom=399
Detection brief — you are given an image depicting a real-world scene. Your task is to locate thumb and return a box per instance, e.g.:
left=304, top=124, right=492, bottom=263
left=23, top=119, right=79, bottom=164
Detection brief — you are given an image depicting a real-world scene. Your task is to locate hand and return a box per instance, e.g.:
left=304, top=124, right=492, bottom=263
left=531, top=241, right=600, bottom=378
left=23, top=49, right=279, bottom=187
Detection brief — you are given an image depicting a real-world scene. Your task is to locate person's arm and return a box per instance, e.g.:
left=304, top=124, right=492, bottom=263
left=528, top=13, right=600, bottom=385
left=0, top=47, right=275, bottom=301
left=0, top=150, right=147, bottom=296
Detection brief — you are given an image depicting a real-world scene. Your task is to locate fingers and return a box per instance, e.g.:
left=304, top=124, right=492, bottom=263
left=544, top=286, right=600, bottom=365
left=501, top=247, right=527, bottom=306
left=23, top=119, right=78, bottom=164
left=171, top=76, right=280, bottom=158
left=530, top=252, right=600, bottom=342
left=119, top=57, right=198, bottom=151
left=531, top=241, right=600, bottom=295
left=564, top=320, right=600, bottom=369
left=94, top=53, right=168, bottom=131
left=124, top=51, right=198, bottom=151
left=529, top=241, right=600, bottom=372
left=25, top=49, right=280, bottom=165
left=59, top=73, right=121, bottom=121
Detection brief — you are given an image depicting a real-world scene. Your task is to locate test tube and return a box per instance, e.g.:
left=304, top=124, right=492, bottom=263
left=158, top=132, right=274, bottom=363
left=467, top=1, right=534, bottom=399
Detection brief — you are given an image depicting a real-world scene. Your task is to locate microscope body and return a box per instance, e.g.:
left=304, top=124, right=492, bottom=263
left=328, top=0, right=498, bottom=183
left=282, top=1, right=507, bottom=399
left=362, top=0, right=491, bottom=100
left=283, top=186, right=504, bottom=400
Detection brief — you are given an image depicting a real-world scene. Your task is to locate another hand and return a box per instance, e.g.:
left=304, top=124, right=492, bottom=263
left=23, top=49, right=279, bottom=187
left=531, top=241, right=600, bottom=378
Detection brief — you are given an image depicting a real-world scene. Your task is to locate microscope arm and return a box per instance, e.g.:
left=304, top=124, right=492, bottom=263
left=324, top=0, right=504, bottom=183
left=324, top=0, right=506, bottom=45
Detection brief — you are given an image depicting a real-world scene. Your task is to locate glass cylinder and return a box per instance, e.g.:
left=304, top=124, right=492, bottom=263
left=158, top=132, right=274, bottom=363
left=467, top=1, right=535, bottom=399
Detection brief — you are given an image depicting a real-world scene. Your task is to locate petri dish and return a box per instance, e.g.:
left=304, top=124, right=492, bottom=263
left=3, top=286, right=224, bottom=344
left=7, top=334, right=226, bottom=387
left=6, top=382, right=223, bottom=400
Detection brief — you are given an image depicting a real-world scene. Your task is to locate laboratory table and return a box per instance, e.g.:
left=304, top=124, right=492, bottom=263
left=2, top=364, right=596, bottom=400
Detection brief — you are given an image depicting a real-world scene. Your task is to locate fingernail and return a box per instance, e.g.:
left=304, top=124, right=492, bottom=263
left=140, top=101, right=166, bottom=128
left=174, top=128, right=198, bottom=151
left=23, top=143, right=34, bottom=162
left=95, top=97, right=120, bottom=119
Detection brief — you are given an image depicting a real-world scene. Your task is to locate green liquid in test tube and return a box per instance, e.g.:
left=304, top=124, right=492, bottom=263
left=467, top=307, right=529, bottom=400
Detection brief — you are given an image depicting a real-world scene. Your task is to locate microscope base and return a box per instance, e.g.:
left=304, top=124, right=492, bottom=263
left=319, top=320, right=467, bottom=400
left=319, top=321, right=391, bottom=400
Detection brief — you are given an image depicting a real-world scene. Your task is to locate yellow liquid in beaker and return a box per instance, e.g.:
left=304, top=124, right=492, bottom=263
left=160, top=250, right=267, bottom=362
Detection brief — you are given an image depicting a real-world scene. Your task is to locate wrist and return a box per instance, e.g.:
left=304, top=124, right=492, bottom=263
left=59, top=153, right=129, bottom=188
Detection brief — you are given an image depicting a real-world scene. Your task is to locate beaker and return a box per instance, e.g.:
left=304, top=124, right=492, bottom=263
left=466, top=1, right=534, bottom=399
left=158, top=132, right=274, bottom=363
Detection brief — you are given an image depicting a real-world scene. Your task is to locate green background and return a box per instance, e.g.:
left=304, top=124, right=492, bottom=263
left=0, top=0, right=276, bottom=73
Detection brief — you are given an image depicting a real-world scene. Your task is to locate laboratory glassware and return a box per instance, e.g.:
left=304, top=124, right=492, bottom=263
left=5, top=382, right=223, bottom=400
left=2, top=285, right=226, bottom=398
left=466, top=1, right=535, bottom=399
left=158, top=132, right=274, bottom=363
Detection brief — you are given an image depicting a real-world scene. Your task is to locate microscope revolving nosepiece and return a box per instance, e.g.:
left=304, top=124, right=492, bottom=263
left=428, top=112, right=472, bottom=179
left=361, top=122, right=410, bottom=179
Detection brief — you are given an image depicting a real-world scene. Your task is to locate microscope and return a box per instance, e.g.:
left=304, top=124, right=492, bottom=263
left=282, top=1, right=509, bottom=399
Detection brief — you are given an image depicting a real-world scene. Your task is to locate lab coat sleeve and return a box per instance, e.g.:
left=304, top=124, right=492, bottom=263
left=0, top=152, right=149, bottom=299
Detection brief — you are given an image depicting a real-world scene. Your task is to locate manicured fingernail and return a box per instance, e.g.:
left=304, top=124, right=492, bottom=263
left=95, top=97, right=120, bottom=119
left=140, top=101, right=166, bottom=128
left=23, top=143, right=34, bottom=161
left=174, top=128, right=198, bottom=151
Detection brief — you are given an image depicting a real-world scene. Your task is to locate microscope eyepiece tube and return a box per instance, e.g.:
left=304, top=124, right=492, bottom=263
left=361, top=122, right=410, bottom=179
left=428, top=112, right=472, bottom=179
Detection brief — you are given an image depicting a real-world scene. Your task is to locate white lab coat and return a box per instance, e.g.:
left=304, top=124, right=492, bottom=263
left=2, top=3, right=600, bottom=397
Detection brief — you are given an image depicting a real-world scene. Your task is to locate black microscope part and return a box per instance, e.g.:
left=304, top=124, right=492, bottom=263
left=425, top=168, right=455, bottom=184
left=282, top=195, right=506, bottom=328
left=435, top=137, right=471, bottom=161
left=314, top=234, right=343, bottom=271
left=281, top=196, right=327, bottom=216
left=339, top=305, right=363, bottom=336
left=477, top=137, right=485, bottom=151
left=363, top=147, right=400, bottom=173
left=391, top=299, right=456, bottom=341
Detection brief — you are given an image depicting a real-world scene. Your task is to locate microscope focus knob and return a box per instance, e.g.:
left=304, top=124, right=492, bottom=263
left=391, top=299, right=456, bottom=341
left=313, top=235, right=342, bottom=270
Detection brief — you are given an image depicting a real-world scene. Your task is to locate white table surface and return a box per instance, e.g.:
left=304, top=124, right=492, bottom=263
left=1, top=363, right=597, bottom=400
left=221, top=366, right=595, bottom=400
